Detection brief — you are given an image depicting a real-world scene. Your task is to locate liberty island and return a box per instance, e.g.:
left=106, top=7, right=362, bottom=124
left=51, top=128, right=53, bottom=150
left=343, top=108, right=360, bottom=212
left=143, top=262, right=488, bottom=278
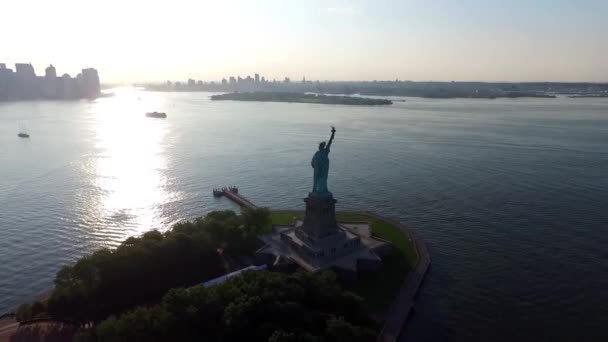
left=252, top=126, right=430, bottom=341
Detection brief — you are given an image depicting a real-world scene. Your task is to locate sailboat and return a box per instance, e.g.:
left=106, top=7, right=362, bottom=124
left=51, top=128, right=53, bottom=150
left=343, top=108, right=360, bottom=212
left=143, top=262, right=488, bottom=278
left=18, top=123, right=30, bottom=138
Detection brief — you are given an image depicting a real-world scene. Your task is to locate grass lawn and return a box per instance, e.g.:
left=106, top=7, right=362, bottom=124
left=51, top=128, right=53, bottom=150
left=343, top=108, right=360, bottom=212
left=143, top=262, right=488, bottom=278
left=270, top=210, right=418, bottom=315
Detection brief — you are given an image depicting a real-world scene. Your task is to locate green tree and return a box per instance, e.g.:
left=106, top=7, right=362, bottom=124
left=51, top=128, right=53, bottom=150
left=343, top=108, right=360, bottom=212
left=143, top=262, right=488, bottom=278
left=15, top=303, right=32, bottom=322
left=45, top=209, right=274, bottom=324
left=87, top=270, right=376, bottom=342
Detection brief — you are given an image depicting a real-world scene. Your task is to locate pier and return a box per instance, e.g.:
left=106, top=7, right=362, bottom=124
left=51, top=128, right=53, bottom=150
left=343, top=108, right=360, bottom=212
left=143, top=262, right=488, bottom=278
left=212, top=186, right=257, bottom=209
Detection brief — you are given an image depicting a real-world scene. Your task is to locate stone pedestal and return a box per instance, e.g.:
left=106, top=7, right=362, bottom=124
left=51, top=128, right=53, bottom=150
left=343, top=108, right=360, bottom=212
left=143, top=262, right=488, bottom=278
left=298, top=192, right=340, bottom=240
left=256, top=191, right=389, bottom=273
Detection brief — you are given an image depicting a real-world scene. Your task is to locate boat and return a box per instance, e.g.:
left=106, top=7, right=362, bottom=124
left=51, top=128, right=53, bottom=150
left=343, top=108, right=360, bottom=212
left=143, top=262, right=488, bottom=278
left=145, top=111, right=167, bottom=118
left=18, top=123, right=30, bottom=138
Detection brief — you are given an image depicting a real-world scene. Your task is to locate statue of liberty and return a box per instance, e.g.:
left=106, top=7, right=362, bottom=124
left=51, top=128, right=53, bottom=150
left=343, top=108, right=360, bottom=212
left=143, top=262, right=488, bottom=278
left=311, top=126, right=336, bottom=195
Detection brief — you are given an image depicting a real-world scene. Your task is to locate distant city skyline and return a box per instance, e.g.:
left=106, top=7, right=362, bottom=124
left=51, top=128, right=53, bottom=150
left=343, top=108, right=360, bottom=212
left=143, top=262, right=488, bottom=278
left=2, top=0, right=607, bottom=83
left=144, top=71, right=608, bottom=99
left=0, top=62, right=100, bottom=101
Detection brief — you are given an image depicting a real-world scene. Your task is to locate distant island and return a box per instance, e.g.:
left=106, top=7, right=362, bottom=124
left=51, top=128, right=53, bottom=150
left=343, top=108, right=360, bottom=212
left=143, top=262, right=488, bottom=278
left=210, top=92, right=393, bottom=105
left=567, top=94, right=608, bottom=98
left=0, top=63, right=101, bottom=101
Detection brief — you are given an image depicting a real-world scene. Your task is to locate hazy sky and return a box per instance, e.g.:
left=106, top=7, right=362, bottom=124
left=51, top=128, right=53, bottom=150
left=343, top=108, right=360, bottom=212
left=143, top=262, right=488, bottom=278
left=2, top=0, right=607, bottom=83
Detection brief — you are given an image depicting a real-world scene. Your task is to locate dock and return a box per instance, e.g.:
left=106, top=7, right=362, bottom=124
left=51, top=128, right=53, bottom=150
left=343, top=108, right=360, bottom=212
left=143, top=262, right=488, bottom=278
left=212, top=186, right=257, bottom=209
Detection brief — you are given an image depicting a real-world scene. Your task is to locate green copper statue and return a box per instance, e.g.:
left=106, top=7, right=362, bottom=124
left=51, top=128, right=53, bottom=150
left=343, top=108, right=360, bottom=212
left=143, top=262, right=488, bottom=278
left=311, top=126, right=336, bottom=195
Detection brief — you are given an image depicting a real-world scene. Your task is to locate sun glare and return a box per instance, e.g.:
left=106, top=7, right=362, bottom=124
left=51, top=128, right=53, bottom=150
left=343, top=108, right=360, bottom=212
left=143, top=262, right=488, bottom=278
left=90, top=88, right=172, bottom=238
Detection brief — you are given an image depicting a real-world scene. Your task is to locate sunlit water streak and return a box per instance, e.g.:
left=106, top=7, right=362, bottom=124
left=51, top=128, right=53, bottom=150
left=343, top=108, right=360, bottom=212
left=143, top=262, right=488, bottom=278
left=0, top=92, right=607, bottom=341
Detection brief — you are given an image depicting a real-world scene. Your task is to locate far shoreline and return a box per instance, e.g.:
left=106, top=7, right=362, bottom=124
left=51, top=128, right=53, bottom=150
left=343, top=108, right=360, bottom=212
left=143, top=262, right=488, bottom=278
left=141, top=88, right=565, bottom=100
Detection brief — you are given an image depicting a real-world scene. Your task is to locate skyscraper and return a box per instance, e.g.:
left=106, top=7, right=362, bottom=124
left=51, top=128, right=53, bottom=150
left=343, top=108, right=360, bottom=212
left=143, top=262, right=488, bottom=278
left=255, top=73, right=260, bottom=83
left=15, top=63, right=36, bottom=78
left=80, top=68, right=100, bottom=98
left=45, top=65, right=57, bottom=79
left=43, top=64, right=58, bottom=98
left=14, top=63, right=38, bottom=99
left=60, top=73, right=76, bottom=99
left=0, top=64, right=14, bottom=100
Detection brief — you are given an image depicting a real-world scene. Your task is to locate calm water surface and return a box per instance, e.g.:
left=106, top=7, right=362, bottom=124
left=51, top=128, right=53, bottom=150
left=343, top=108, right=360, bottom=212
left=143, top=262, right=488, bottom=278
left=1, top=90, right=607, bottom=341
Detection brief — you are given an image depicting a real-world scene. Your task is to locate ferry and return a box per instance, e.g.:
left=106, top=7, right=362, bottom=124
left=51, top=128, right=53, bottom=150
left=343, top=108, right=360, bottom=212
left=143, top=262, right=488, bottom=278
left=145, top=111, right=167, bottom=118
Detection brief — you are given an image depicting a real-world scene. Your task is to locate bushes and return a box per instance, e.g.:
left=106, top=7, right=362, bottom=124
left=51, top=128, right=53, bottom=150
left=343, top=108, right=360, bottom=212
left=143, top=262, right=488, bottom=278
left=15, top=300, right=46, bottom=322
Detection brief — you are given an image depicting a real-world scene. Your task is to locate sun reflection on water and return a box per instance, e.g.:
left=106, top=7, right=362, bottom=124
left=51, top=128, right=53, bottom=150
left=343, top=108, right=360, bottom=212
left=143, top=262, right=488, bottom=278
left=89, top=88, right=173, bottom=240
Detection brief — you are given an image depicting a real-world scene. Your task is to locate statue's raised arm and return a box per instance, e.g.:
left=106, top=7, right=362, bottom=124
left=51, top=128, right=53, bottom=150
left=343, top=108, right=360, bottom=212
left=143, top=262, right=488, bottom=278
left=326, top=126, right=336, bottom=150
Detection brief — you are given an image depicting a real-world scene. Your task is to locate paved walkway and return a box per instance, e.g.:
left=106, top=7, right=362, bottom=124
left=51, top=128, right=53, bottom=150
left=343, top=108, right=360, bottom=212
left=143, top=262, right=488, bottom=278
left=0, top=318, right=18, bottom=342
left=370, top=212, right=430, bottom=342
left=0, top=318, right=77, bottom=342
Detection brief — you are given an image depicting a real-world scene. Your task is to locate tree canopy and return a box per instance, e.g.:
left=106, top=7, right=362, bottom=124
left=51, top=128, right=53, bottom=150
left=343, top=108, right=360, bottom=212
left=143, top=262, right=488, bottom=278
left=88, top=270, right=376, bottom=342
left=20, top=208, right=272, bottom=323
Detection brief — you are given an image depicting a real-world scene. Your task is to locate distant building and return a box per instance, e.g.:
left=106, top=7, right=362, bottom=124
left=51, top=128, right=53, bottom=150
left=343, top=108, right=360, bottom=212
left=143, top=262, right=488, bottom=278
left=229, top=76, right=236, bottom=85
left=45, top=65, right=57, bottom=79
left=261, top=76, right=266, bottom=83
left=0, top=63, right=100, bottom=101
left=14, top=63, right=38, bottom=99
left=80, top=68, right=101, bottom=98
left=43, top=65, right=58, bottom=98
left=255, top=73, right=260, bottom=83
left=187, top=78, right=196, bottom=88
left=0, top=64, right=15, bottom=100
left=284, top=77, right=290, bottom=83
left=221, top=78, right=227, bottom=85
left=15, top=63, right=36, bottom=78
left=0, top=64, right=12, bottom=76
left=60, top=73, right=76, bottom=99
